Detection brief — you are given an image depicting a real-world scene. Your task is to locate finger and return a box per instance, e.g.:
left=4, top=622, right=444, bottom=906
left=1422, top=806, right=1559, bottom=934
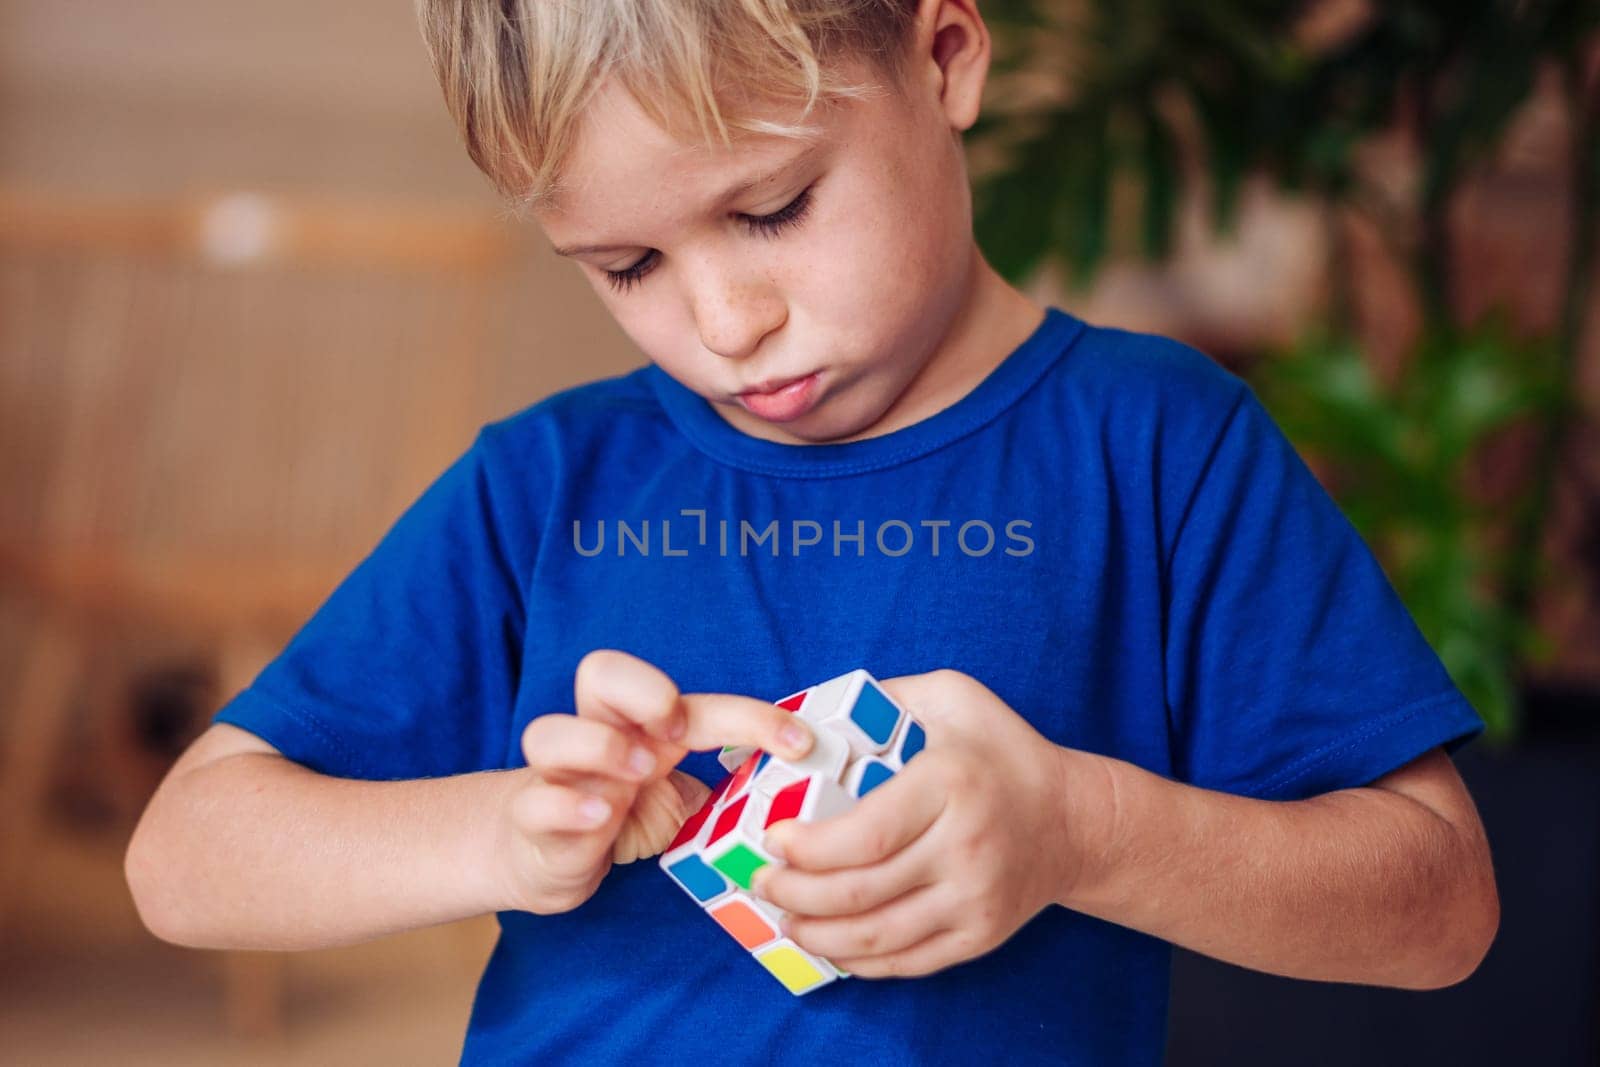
left=555, top=770, right=637, bottom=815
left=676, top=691, right=814, bottom=761
left=510, top=780, right=619, bottom=837
left=831, top=924, right=964, bottom=980
left=521, top=714, right=660, bottom=784
left=762, top=760, right=945, bottom=871
left=751, top=826, right=934, bottom=918
left=573, top=649, right=687, bottom=744
left=779, top=882, right=948, bottom=963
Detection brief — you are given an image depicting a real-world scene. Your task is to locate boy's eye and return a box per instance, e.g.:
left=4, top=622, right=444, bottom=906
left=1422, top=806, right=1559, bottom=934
left=601, top=183, right=817, bottom=295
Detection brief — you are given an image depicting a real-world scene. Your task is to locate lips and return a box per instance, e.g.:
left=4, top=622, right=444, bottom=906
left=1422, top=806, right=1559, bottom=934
left=736, top=371, right=821, bottom=422
left=739, top=374, right=806, bottom=395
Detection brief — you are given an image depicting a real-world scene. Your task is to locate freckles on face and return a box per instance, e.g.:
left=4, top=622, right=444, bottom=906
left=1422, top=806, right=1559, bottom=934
left=751, top=86, right=972, bottom=438
left=814, top=115, right=966, bottom=376
left=535, top=82, right=815, bottom=360
left=536, top=64, right=975, bottom=441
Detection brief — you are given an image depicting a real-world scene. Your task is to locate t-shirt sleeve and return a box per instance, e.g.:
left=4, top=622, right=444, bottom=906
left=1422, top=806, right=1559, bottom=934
left=1161, top=380, right=1485, bottom=802
left=212, top=427, right=527, bottom=780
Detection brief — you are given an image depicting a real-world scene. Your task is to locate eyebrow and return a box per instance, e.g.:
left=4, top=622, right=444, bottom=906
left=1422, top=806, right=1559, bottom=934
left=549, top=140, right=826, bottom=257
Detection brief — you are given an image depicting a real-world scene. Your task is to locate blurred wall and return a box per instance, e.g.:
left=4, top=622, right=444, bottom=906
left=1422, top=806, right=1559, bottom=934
left=0, top=0, right=646, bottom=423
left=0, top=4, right=648, bottom=1059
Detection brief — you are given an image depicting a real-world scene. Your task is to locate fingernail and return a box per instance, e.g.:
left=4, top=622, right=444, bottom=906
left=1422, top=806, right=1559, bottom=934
left=579, top=797, right=611, bottom=824
left=765, top=833, right=787, bottom=861
left=780, top=723, right=809, bottom=754
left=628, top=746, right=657, bottom=777
left=667, top=717, right=687, bottom=742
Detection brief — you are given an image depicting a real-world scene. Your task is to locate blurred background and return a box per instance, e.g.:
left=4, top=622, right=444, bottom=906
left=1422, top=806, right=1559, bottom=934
left=0, top=0, right=1595, bottom=1063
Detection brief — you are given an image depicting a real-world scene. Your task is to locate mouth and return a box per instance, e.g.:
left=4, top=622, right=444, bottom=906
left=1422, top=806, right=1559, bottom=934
left=736, top=371, right=822, bottom=423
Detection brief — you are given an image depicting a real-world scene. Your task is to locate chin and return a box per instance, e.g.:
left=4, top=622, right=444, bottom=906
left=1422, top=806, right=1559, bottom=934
left=800, top=407, right=884, bottom=444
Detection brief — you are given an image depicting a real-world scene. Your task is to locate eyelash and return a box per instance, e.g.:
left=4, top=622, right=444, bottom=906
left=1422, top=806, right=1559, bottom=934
left=601, top=184, right=816, bottom=294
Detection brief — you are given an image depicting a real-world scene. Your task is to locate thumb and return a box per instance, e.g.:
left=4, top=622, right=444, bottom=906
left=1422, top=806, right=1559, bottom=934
left=669, top=769, right=713, bottom=814
left=876, top=668, right=978, bottom=738
left=611, top=771, right=713, bottom=865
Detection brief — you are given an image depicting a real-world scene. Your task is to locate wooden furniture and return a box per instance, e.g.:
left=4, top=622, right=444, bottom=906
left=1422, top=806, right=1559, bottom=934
left=0, top=186, right=521, bottom=1033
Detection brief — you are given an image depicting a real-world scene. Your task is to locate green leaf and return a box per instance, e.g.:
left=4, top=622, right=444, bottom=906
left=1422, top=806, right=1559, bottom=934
left=1188, top=83, right=1249, bottom=232
left=1050, top=110, right=1112, bottom=287
left=1251, top=319, right=1567, bottom=743
left=971, top=128, right=1060, bottom=284
left=1138, top=107, right=1180, bottom=259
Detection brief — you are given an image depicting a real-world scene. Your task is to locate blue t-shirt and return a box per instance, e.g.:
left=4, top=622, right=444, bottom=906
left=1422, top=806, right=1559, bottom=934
left=214, top=307, right=1483, bottom=1065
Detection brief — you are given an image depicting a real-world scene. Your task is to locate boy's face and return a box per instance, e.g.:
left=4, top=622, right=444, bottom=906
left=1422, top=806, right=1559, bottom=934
left=534, top=3, right=1036, bottom=445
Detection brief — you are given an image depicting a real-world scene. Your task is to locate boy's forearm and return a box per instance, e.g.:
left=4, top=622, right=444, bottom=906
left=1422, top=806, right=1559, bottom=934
left=126, top=753, right=523, bottom=951
left=1054, top=748, right=1496, bottom=990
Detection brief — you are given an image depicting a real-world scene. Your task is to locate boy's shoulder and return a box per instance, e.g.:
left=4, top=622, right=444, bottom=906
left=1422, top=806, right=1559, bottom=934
left=446, top=366, right=674, bottom=511
left=471, top=364, right=672, bottom=469
left=1034, top=317, right=1265, bottom=506
left=483, top=364, right=663, bottom=439
left=1053, top=317, right=1251, bottom=424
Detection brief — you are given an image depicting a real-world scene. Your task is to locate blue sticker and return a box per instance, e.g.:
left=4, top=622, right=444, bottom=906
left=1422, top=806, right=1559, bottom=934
left=856, top=761, right=895, bottom=797
left=900, top=721, right=925, bottom=762
left=666, top=855, right=729, bottom=902
left=849, top=682, right=900, bottom=746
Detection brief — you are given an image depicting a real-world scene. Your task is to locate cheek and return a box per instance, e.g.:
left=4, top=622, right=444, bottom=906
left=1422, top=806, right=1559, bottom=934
left=798, top=178, right=941, bottom=339
left=851, top=243, right=948, bottom=367
left=594, top=288, right=702, bottom=380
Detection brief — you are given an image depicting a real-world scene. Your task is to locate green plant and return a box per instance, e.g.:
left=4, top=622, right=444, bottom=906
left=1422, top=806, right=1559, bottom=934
left=1250, top=322, right=1562, bottom=736
left=969, top=0, right=1600, bottom=738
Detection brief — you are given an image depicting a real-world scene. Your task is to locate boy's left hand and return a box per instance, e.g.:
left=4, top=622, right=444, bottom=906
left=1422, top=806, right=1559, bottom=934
left=750, top=669, right=1105, bottom=979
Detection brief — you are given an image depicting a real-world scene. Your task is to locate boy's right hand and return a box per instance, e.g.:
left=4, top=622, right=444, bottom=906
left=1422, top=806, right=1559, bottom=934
left=499, top=650, right=814, bottom=916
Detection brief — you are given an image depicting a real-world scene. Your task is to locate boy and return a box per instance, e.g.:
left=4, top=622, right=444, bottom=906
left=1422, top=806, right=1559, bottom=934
left=125, top=1, right=1499, bottom=1063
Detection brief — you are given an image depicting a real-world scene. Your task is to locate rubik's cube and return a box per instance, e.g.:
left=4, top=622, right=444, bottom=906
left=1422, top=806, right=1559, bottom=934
left=658, top=668, right=927, bottom=996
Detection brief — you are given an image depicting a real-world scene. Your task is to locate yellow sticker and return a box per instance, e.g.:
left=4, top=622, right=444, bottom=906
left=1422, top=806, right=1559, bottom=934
left=756, top=944, right=827, bottom=994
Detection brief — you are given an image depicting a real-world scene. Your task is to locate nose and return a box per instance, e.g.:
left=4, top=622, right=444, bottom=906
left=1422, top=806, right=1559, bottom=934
left=689, top=262, right=786, bottom=362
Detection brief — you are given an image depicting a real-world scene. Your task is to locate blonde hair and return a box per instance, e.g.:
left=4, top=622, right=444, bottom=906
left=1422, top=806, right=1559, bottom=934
left=414, top=0, right=921, bottom=213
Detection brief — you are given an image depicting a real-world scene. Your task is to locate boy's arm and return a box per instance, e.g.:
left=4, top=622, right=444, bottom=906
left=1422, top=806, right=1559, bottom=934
left=1056, top=744, right=1499, bottom=990
left=125, top=723, right=524, bottom=951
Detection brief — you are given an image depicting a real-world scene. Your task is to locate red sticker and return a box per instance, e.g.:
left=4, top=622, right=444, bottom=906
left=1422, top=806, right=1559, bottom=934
left=775, top=691, right=808, bottom=712
left=709, top=793, right=749, bottom=846
left=666, top=799, right=713, bottom=852
left=766, top=777, right=809, bottom=827
left=726, top=751, right=762, bottom=798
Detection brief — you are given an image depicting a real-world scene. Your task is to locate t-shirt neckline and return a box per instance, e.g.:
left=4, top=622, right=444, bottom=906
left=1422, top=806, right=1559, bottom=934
left=645, top=305, right=1084, bottom=478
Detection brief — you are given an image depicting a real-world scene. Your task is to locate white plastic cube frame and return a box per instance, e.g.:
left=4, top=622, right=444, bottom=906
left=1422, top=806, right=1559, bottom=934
left=799, top=670, right=904, bottom=757
left=700, top=785, right=778, bottom=889
left=659, top=668, right=923, bottom=996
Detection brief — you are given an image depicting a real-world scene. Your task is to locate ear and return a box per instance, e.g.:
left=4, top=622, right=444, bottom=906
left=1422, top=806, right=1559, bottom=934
left=913, top=0, right=992, bottom=133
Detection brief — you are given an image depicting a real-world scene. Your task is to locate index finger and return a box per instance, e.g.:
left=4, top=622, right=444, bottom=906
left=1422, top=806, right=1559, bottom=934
left=676, top=691, right=815, bottom=761
left=764, top=760, right=946, bottom=872
left=573, top=649, right=687, bottom=744
left=573, top=649, right=813, bottom=760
